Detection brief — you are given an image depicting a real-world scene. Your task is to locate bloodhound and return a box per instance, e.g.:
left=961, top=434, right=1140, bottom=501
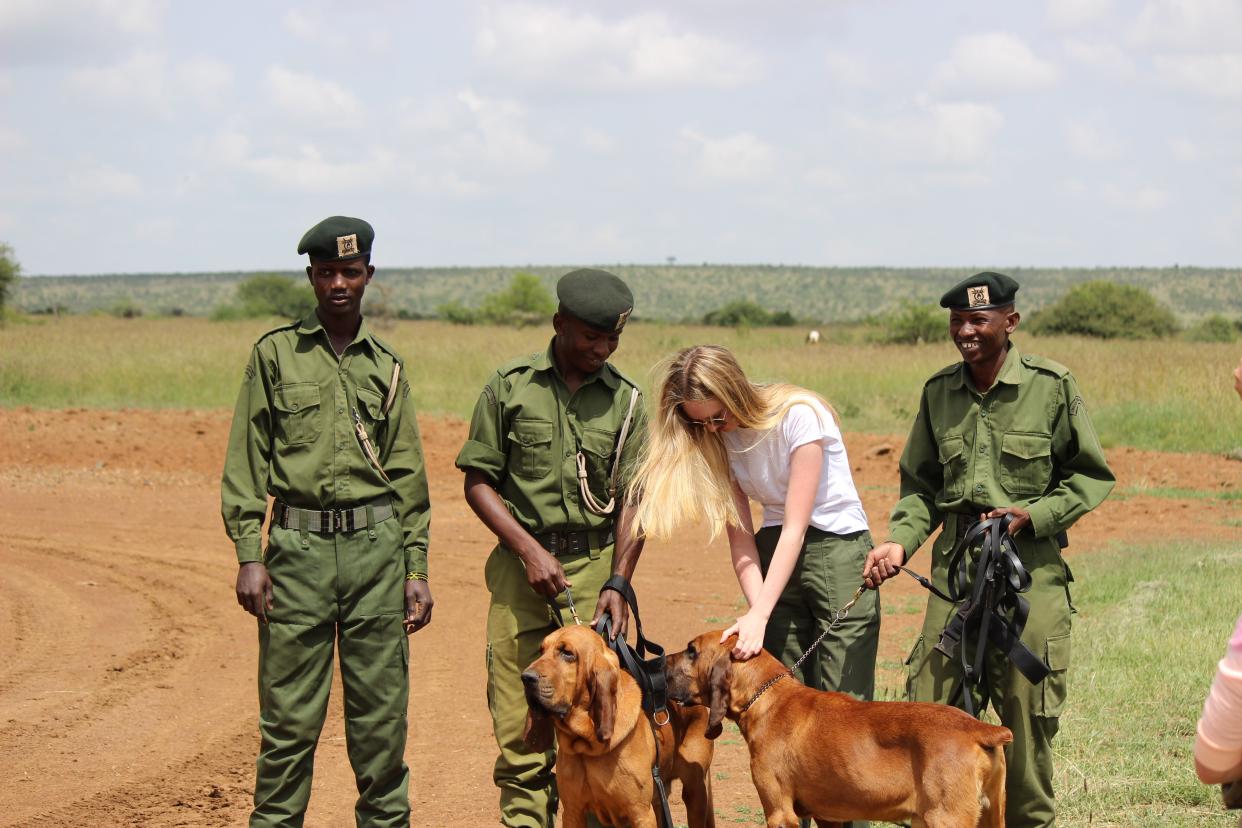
left=523, top=625, right=716, bottom=828
left=665, top=631, right=1012, bottom=828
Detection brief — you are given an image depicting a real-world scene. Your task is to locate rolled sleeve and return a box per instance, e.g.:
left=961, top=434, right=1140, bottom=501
left=455, top=438, right=506, bottom=482
left=455, top=376, right=508, bottom=483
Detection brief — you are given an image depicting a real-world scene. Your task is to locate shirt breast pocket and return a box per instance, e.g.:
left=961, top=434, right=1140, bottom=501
left=357, top=386, right=386, bottom=423
left=938, top=434, right=966, bottom=500
left=508, top=418, right=554, bottom=479
left=274, top=383, right=322, bottom=446
left=1000, top=432, right=1053, bottom=497
left=580, top=427, right=617, bottom=487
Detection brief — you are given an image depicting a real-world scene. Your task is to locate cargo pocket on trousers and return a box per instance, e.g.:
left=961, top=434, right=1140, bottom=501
left=904, top=635, right=926, bottom=700
left=1039, top=632, right=1072, bottom=718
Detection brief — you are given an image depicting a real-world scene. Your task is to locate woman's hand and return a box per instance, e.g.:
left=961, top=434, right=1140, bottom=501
left=722, top=609, right=769, bottom=660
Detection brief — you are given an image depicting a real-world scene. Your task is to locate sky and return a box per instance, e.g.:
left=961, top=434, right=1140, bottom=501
left=3, top=0, right=1241, bottom=275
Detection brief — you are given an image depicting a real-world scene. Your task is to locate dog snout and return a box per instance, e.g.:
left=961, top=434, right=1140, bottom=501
left=521, top=669, right=540, bottom=687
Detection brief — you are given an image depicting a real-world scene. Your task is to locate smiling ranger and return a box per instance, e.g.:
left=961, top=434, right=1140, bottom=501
left=862, top=271, right=1114, bottom=828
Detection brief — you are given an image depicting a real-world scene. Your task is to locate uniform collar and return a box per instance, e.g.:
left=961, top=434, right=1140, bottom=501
left=537, top=338, right=620, bottom=389
left=298, top=310, right=375, bottom=355
left=949, top=341, right=1023, bottom=390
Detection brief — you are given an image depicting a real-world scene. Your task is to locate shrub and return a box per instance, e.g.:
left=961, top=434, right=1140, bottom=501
left=236, top=273, right=316, bottom=319
left=703, top=300, right=795, bottom=327
left=1026, top=281, right=1178, bottom=339
left=478, top=272, right=556, bottom=327
left=437, top=300, right=478, bottom=325
left=1185, top=314, right=1237, bottom=343
left=108, top=300, right=143, bottom=318
left=876, top=302, right=943, bottom=345
left=0, top=243, right=19, bottom=317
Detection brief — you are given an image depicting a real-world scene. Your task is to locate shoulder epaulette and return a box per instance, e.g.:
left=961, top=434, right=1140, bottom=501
left=254, top=319, right=299, bottom=345
left=607, top=363, right=642, bottom=392
left=498, top=352, right=543, bottom=378
left=925, top=362, right=962, bottom=385
left=369, top=333, right=404, bottom=367
left=1019, top=353, right=1069, bottom=378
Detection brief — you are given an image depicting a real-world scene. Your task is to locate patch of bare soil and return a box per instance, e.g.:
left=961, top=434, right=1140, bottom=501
left=1, top=408, right=1238, bottom=826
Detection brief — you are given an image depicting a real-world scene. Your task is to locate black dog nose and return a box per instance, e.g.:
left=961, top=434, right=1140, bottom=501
left=521, top=670, right=539, bottom=686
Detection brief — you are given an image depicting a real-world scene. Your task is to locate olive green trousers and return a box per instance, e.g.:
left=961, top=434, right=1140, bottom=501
left=755, top=526, right=881, bottom=699
left=485, top=543, right=613, bottom=828
left=252, top=522, right=410, bottom=828
left=905, top=521, right=1073, bottom=828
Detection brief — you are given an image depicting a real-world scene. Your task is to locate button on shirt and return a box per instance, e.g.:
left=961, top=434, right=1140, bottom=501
left=220, top=312, right=431, bottom=574
left=454, top=341, right=647, bottom=534
left=887, top=342, right=1114, bottom=557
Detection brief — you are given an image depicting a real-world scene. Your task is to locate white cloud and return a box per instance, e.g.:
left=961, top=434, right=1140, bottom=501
left=1048, top=0, right=1114, bottom=29
left=933, top=32, right=1059, bottom=93
left=267, top=65, right=363, bottom=119
left=679, top=129, right=775, bottom=181
left=1170, top=136, right=1201, bottom=161
left=1102, top=183, right=1170, bottom=211
left=0, top=126, right=27, bottom=153
left=281, top=8, right=390, bottom=51
left=451, top=89, right=550, bottom=174
left=847, top=98, right=1005, bottom=167
left=806, top=165, right=847, bottom=190
left=72, top=162, right=143, bottom=198
left=475, top=4, right=760, bottom=91
left=281, top=8, right=317, bottom=41
left=1064, top=38, right=1137, bottom=78
left=68, top=51, right=233, bottom=111
left=1129, top=0, right=1242, bottom=52
left=824, top=51, right=871, bottom=87
left=1065, top=122, right=1121, bottom=160
left=581, top=126, right=617, bottom=154
left=0, top=0, right=162, bottom=65
left=1155, top=53, right=1242, bottom=98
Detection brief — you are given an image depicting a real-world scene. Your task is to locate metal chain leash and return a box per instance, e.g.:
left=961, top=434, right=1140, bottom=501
left=740, top=583, right=867, bottom=713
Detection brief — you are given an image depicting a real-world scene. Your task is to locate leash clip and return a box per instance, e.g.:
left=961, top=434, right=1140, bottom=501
left=563, top=588, right=582, bottom=626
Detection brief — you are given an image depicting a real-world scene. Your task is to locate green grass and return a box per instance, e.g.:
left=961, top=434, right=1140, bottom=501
left=1, top=316, right=1240, bottom=452
left=1053, top=541, right=1242, bottom=826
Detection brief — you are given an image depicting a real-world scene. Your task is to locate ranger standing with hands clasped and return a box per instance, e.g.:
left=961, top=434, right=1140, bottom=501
left=863, top=272, right=1114, bottom=828
left=455, top=269, right=648, bottom=828
left=221, top=216, right=432, bottom=827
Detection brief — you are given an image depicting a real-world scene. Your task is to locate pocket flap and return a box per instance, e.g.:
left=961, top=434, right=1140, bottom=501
left=357, top=386, right=385, bottom=419
left=509, top=419, right=553, bottom=448
left=1002, top=432, right=1052, bottom=460
left=274, top=383, right=321, bottom=413
left=938, top=435, right=964, bottom=462
left=1045, top=631, right=1071, bottom=672
left=580, top=427, right=617, bottom=458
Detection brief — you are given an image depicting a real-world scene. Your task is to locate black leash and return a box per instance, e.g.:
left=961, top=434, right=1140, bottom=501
left=899, top=515, right=1049, bottom=717
left=593, top=575, right=675, bottom=828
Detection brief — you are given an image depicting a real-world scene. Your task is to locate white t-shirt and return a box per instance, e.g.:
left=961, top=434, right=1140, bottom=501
left=721, top=399, right=869, bottom=535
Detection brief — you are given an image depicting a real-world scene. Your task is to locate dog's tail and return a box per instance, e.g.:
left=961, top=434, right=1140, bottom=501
left=976, top=738, right=1008, bottom=828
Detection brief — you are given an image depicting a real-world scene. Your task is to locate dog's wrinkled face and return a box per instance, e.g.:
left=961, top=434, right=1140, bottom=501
left=522, top=625, right=619, bottom=750
left=665, top=631, right=734, bottom=739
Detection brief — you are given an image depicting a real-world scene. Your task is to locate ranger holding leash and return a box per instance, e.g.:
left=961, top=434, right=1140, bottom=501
left=222, top=216, right=432, bottom=827
left=455, top=268, right=648, bottom=828
left=863, top=272, right=1114, bottom=828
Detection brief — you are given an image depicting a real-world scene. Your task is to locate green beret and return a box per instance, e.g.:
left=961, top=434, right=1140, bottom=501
left=556, top=268, right=634, bottom=332
left=297, top=216, right=374, bottom=261
left=939, top=271, right=1020, bottom=311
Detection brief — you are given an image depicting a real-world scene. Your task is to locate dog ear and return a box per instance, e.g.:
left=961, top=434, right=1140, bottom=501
left=589, top=656, right=618, bottom=744
left=705, top=650, right=730, bottom=739
left=523, top=707, right=554, bottom=752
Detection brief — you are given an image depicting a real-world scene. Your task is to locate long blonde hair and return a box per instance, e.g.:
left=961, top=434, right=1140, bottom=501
left=628, top=345, right=837, bottom=540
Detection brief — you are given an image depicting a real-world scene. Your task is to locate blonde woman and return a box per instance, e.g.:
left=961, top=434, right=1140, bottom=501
left=631, top=345, right=879, bottom=699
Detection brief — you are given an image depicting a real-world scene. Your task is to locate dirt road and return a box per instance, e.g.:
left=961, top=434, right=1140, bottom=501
left=2, top=408, right=1238, bottom=826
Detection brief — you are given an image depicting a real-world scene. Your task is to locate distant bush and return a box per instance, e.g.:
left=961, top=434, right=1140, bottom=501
left=438, top=300, right=478, bottom=325
left=237, top=273, right=316, bottom=319
left=875, top=302, right=943, bottom=345
left=108, top=300, right=143, bottom=318
left=0, top=242, right=19, bottom=318
left=703, top=300, right=795, bottom=327
left=478, top=272, right=556, bottom=327
left=1185, top=314, right=1237, bottom=343
left=1026, top=281, right=1178, bottom=339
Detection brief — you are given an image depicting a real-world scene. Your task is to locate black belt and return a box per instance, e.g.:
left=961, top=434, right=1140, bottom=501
left=534, top=528, right=613, bottom=557
left=272, top=499, right=394, bottom=534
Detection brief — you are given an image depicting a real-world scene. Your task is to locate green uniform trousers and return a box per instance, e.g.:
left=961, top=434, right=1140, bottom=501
left=905, top=522, right=1073, bottom=828
left=755, top=526, right=881, bottom=699
left=253, top=521, right=411, bottom=828
left=485, top=542, right=613, bottom=828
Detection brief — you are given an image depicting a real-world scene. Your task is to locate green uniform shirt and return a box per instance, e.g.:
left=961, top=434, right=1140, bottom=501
left=454, top=340, right=646, bottom=533
left=888, top=342, right=1114, bottom=556
left=221, top=312, right=431, bottom=574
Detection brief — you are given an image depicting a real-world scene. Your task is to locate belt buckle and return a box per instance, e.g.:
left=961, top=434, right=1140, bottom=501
left=332, top=510, right=343, bottom=533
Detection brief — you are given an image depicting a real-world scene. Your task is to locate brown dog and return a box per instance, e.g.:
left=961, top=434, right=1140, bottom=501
left=523, top=625, right=716, bottom=827
left=665, top=631, right=1012, bottom=828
